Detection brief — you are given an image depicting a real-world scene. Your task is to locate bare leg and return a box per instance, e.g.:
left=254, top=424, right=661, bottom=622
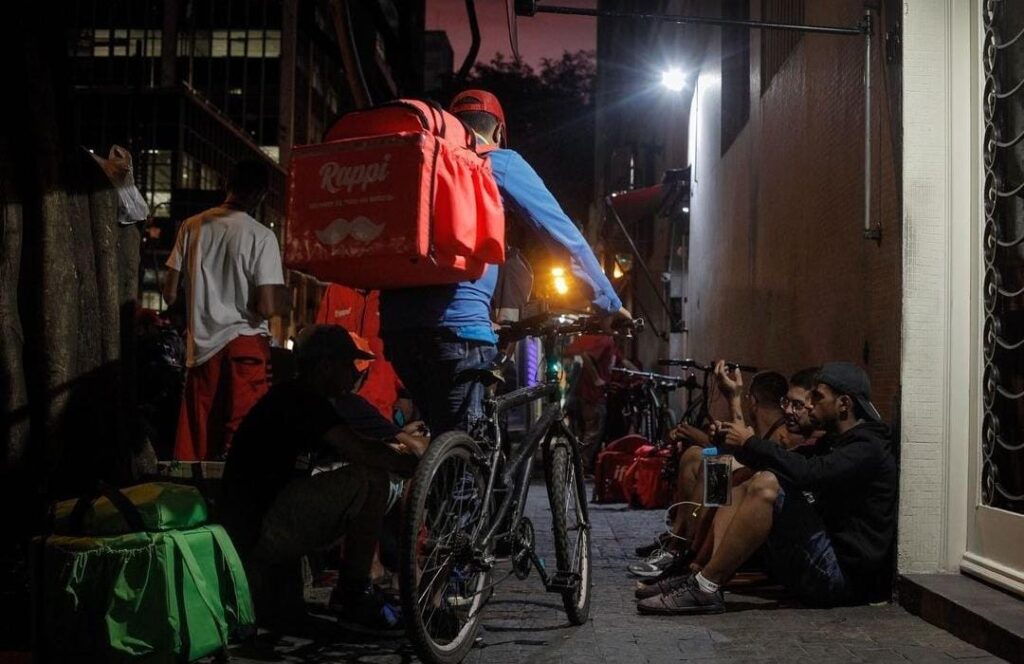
left=711, top=486, right=745, bottom=552
left=699, top=471, right=779, bottom=586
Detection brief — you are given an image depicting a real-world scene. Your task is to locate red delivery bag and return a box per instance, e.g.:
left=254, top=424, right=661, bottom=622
left=622, top=446, right=674, bottom=510
left=285, top=100, right=505, bottom=290
left=593, top=435, right=648, bottom=504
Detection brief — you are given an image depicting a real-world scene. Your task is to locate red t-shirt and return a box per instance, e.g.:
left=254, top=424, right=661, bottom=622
left=566, top=334, right=618, bottom=404
left=315, top=284, right=400, bottom=418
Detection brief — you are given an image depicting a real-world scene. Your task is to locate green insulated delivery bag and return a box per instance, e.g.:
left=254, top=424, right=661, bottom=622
left=32, top=482, right=254, bottom=662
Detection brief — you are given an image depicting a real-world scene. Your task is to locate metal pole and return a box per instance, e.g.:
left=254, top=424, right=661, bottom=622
left=605, top=195, right=672, bottom=340
left=534, top=5, right=867, bottom=36
left=862, top=10, right=880, bottom=240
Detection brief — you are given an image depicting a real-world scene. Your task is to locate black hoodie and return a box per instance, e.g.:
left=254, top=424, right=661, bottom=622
left=734, top=421, right=897, bottom=584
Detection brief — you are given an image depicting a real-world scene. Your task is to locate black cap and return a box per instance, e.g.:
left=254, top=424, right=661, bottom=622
left=294, top=324, right=375, bottom=363
left=815, top=362, right=882, bottom=422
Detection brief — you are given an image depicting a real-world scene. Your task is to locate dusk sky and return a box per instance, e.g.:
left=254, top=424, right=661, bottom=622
left=426, top=0, right=596, bottom=69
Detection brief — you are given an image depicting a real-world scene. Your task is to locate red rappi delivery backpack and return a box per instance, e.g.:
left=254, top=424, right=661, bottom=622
left=284, top=99, right=505, bottom=289
left=593, top=435, right=648, bottom=504
left=621, top=444, right=674, bottom=509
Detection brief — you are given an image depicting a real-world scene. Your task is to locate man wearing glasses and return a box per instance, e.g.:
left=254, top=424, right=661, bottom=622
left=637, top=362, right=897, bottom=615
left=780, top=366, right=824, bottom=445
left=630, top=366, right=789, bottom=579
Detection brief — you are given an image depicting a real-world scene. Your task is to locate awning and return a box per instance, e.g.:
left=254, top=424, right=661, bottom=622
left=607, top=185, right=665, bottom=226
left=607, top=175, right=689, bottom=226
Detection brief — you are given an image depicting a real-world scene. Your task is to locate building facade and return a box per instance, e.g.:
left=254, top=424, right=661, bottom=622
left=66, top=0, right=426, bottom=312
left=902, top=0, right=1024, bottom=595
left=594, top=0, right=1024, bottom=602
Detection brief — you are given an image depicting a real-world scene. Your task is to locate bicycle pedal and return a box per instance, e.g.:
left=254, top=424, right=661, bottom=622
left=546, top=571, right=580, bottom=593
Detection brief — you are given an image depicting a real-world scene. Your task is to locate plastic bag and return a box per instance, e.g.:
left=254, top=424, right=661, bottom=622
left=91, top=145, right=150, bottom=225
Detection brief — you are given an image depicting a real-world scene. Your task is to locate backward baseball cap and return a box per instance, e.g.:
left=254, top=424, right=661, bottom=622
left=294, top=324, right=374, bottom=364
left=814, top=362, right=882, bottom=422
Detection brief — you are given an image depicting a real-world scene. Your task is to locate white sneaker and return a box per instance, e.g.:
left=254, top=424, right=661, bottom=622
left=627, top=548, right=678, bottom=578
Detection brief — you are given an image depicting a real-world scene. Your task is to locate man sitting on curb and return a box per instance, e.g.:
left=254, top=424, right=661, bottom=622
left=637, top=362, right=897, bottom=614
left=222, top=324, right=429, bottom=632
left=630, top=365, right=790, bottom=580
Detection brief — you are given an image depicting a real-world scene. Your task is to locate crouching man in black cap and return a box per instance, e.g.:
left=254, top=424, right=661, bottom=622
left=637, top=362, right=897, bottom=615
left=222, top=324, right=429, bottom=632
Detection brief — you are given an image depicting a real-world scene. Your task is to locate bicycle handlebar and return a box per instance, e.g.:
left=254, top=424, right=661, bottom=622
left=611, top=367, right=687, bottom=386
left=658, top=358, right=759, bottom=373
left=499, top=313, right=644, bottom=344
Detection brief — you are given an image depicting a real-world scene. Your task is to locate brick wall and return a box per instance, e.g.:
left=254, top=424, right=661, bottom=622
left=681, top=1, right=902, bottom=419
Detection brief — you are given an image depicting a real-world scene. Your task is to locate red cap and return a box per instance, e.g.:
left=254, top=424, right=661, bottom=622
left=449, top=89, right=507, bottom=145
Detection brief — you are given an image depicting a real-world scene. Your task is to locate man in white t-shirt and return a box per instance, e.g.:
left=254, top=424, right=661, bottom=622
left=163, top=159, right=289, bottom=460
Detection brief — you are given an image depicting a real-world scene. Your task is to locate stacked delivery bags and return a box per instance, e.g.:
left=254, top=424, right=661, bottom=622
left=33, top=482, right=254, bottom=662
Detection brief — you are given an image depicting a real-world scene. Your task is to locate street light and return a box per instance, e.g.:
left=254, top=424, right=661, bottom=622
left=661, top=67, right=686, bottom=92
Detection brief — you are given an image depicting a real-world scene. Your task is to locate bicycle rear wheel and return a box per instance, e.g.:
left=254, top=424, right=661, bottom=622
left=545, top=435, right=592, bottom=624
left=400, top=431, right=492, bottom=664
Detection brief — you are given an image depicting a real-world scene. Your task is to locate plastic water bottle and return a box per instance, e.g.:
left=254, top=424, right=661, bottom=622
left=702, top=447, right=733, bottom=506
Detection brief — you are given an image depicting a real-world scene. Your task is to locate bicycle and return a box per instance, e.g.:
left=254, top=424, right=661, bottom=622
left=611, top=367, right=687, bottom=444
left=655, top=359, right=758, bottom=484
left=399, top=312, right=641, bottom=664
left=658, top=358, right=758, bottom=427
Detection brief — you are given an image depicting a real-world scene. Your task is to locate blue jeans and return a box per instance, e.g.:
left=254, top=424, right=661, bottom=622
left=382, top=330, right=498, bottom=436
left=763, top=486, right=852, bottom=607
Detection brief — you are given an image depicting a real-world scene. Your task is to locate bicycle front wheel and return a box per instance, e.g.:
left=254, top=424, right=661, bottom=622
left=400, top=431, right=492, bottom=664
left=545, top=435, right=592, bottom=625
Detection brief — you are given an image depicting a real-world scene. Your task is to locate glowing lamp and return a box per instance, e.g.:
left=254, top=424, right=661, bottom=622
left=661, top=68, right=686, bottom=92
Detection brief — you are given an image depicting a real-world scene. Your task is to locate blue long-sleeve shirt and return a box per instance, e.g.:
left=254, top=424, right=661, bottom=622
left=380, top=148, right=622, bottom=343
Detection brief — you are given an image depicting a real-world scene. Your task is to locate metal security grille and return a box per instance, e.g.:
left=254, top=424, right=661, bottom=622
left=982, top=1, right=1024, bottom=514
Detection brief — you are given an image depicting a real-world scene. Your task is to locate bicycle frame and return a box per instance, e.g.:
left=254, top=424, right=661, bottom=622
left=468, top=330, right=589, bottom=583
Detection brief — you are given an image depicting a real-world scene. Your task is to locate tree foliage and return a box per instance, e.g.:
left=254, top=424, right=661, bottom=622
left=440, top=51, right=597, bottom=225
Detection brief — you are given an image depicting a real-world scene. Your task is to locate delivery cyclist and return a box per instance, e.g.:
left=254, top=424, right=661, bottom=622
left=379, top=89, right=631, bottom=437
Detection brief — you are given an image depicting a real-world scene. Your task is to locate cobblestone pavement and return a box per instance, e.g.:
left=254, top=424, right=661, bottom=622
left=230, top=482, right=1005, bottom=664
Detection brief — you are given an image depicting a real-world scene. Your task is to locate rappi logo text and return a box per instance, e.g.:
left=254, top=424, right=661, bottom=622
left=319, top=154, right=391, bottom=194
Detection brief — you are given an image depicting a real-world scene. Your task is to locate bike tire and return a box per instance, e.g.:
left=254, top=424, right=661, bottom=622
left=400, top=431, right=491, bottom=664
left=545, top=435, right=592, bottom=625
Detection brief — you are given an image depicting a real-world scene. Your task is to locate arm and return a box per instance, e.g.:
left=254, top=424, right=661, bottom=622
left=252, top=231, right=288, bottom=320
left=669, top=421, right=710, bottom=446
left=163, top=222, right=186, bottom=308
left=714, top=360, right=745, bottom=425
left=162, top=268, right=180, bottom=307
left=732, top=434, right=881, bottom=492
left=491, top=151, right=622, bottom=313
left=322, top=424, right=420, bottom=478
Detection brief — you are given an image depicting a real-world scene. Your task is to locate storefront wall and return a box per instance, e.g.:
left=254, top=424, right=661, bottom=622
left=902, top=0, right=1024, bottom=594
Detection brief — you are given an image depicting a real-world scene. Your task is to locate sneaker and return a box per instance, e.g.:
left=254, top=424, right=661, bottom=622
left=627, top=548, right=677, bottom=578
left=636, top=575, right=726, bottom=615
left=635, top=554, right=691, bottom=587
left=331, top=586, right=404, bottom=634
left=635, top=572, right=693, bottom=600
left=634, top=534, right=671, bottom=558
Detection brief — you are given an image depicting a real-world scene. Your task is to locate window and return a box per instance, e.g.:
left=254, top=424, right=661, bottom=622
left=80, top=28, right=161, bottom=58
left=180, top=153, right=221, bottom=191
left=761, top=0, right=805, bottom=94
left=178, top=29, right=280, bottom=59
left=140, top=150, right=173, bottom=218
left=720, top=0, right=751, bottom=155
left=982, top=8, right=1024, bottom=515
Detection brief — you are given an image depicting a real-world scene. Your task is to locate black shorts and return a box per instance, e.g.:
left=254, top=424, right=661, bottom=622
left=763, top=486, right=853, bottom=607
